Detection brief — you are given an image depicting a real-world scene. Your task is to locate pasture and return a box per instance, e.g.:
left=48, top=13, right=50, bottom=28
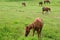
left=0, top=0, right=60, bottom=40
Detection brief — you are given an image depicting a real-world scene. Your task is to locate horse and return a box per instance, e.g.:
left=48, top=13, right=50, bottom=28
left=39, top=2, right=43, bottom=6
left=44, top=0, right=50, bottom=4
left=42, top=7, right=51, bottom=14
left=25, top=18, right=43, bottom=38
left=22, top=2, right=26, bottom=6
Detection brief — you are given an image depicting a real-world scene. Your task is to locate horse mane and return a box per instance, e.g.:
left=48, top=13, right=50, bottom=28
left=26, top=23, right=34, bottom=30
left=26, top=18, right=42, bottom=30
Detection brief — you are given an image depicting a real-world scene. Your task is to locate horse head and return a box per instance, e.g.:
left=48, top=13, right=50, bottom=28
left=25, top=26, right=30, bottom=37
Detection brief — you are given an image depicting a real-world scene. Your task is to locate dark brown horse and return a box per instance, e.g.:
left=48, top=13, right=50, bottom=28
left=42, top=7, right=51, bottom=14
left=22, top=2, right=26, bottom=6
left=25, top=18, right=43, bottom=38
left=39, top=2, right=43, bottom=6
left=44, top=0, right=50, bottom=4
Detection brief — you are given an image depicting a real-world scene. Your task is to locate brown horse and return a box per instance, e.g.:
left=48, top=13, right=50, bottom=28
left=22, top=2, right=26, bottom=6
left=44, top=0, right=50, bottom=4
left=39, top=2, right=43, bottom=6
left=25, top=18, right=43, bottom=38
left=42, top=7, right=51, bottom=14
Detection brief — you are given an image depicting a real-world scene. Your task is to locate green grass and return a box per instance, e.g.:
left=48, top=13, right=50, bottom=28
left=0, top=0, right=60, bottom=40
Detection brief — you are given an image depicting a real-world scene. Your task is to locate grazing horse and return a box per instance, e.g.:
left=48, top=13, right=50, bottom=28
left=22, top=2, right=26, bottom=6
left=25, top=18, right=43, bottom=38
left=44, top=0, right=50, bottom=4
left=42, top=7, right=51, bottom=14
left=39, top=2, right=43, bottom=6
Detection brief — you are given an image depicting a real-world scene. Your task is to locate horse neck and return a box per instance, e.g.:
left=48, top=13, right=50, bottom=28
left=28, top=24, right=33, bottom=30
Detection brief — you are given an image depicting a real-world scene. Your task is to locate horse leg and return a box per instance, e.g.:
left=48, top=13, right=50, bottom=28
left=37, top=29, right=41, bottom=40
left=41, top=4, right=42, bottom=6
left=37, top=30, right=40, bottom=38
left=37, top=28, right=42, bottom=40
left=37, top=30, right=41, bottom=38
left=33, top=29, right=35, bottom=36
left=45, top=11, right=48, bottom=15
left=48, top=1, right=50, bottom=4
left=42, top=11, right=44, bottom=15
left=40, top=27, right=43, bottom=37
left=44, top=1, right=45, bottom=4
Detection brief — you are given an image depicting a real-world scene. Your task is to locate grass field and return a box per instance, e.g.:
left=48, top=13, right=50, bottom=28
left=0, top=0, right=60, bottom=40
